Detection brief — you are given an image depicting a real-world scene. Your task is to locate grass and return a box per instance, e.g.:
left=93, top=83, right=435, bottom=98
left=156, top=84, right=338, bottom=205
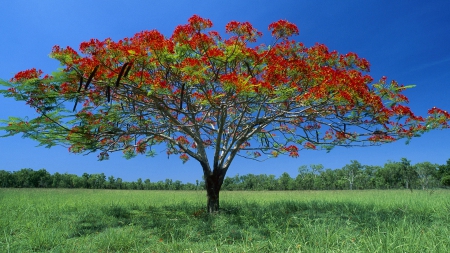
left=0, top=189, right=449, bottom=252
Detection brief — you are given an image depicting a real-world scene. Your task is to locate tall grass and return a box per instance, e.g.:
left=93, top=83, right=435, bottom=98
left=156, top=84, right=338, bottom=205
left=0, top=189, right=449, bottom=252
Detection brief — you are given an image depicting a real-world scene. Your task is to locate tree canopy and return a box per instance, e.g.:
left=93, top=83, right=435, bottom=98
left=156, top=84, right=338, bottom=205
left=1, top=15, right=449, bottom=212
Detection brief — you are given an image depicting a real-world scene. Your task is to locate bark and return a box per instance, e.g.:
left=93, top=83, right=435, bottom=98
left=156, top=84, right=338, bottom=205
left=206, top=179, right=220, bottom=213
left=203, top=164, right=227, bottom=213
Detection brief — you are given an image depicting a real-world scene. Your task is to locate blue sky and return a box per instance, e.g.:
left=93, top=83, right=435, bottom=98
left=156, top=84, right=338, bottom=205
left=1, top=1, right=450, bottom=183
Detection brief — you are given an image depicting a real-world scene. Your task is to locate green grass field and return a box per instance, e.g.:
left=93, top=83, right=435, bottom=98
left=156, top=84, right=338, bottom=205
left=1, top=189, right=449, bottom=252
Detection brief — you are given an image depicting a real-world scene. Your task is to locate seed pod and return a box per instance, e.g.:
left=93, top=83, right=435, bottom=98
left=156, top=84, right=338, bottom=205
left=73, top=75, right=84, bottom=112
left=179, top=84, right=185, bottom=110
left=84, top=65, right=99, bottom=90
left=77, top=75, right=84, bottom=93
left=123, top=62, right=133, bottom=77
left=106, top=86, right=111, bottom=102
left=115, top=63, right=128, bottom=88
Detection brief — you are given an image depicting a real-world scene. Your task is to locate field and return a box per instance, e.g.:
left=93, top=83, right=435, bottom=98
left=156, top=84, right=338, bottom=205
left=0, top=189, right=449, bottom=252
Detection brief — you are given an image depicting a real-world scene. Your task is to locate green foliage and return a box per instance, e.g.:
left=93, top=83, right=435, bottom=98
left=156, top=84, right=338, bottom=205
left=442, top=175, right=450, bottom=187
left=0, top=189, right=449, bottom=252
left=1, top=157, right=448, bottom=190
left=438, top=159, right=450, bottom=178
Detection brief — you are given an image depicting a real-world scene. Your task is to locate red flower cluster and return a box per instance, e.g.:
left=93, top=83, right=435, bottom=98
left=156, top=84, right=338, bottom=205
left=225, top=21, right=262, bottom=42
left=180, top=153, right=189, bottom=163
left=304, top=142, right=316, bottom=150
left=368, top=134, right=395, bottom=143
left=282, top=145, right=299, bottom=158
left=391, top=105, right=414, bottom=116
left=135, top=140, right=147, bottom=154
left=268, top=20, right=299, bottom=39
left=79, top=38, right=106, bottom=55
left=188, top=15, right=213, bottom=31
left=10, top=68, right=43, bottom=82
left=176, top=136, right=190, bottom=145
left=133, top=30, right=168, bottom=51
left=428, top=107, right=450, bottom=118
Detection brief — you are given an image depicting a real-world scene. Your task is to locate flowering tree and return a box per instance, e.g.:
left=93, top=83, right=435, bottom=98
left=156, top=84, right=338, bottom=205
left=1, top=15, right=449, bottom=212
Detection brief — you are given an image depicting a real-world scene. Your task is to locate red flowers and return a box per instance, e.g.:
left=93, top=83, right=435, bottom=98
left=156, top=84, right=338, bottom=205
left=304, top=142, right=316, bottom=150
left=179, top=153, right=189, bottom=163
left=135, top=140, right=147, bottom=154
left=188, top=15, right=213, bottom=31
left=79, top=38, right=105, bottom=55
left=10, top=68, right=43, bottom=82
left=368, top=134, right=395, bottom=143
left=428, top=107, right=450, bottom=118
left=282, top=145, right=299, bottom=158
left=391, top=105, right=414, bottom=117
left=268, top=20, right=299, bottom=39
left=225, top=21, right=262, bottom=42
left=205, top=47, right=224, bottom=58
left=176, top=136, right=190, bottom=145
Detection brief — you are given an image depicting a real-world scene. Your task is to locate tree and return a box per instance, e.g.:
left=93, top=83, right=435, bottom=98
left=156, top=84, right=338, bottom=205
left=278, top=172, right=293, bottom=190
left=377, top=161, right=403, bottom=189
left=295, top=165, right=308, bottom=190
left=107, top=175, right=115, bottom=189
left=413, top=162, right=438, bottom=190
left=173, top=180, right=183, bottom=190
left=343, top=160, right=363, bottom=190
left=438, top=159, right=450, bottom=181
left=400, top=158, right=417, bottom=190
left=81, top=173, right=90, bottom=188
left=295, top=164, right=324, bottom=190
left=136, top=178, right=143, bottom=190
left=320, top=169, right=338, bottom=190
left=360, top=165, right=380, bottom=189
left=310, top=164, right=325, bottom=190
left=143, top=179, right=150, bottom=190
left=115, top=177, right=123, bottom=189
left=0, top=170, right=13, bottom=187
left=88, top=173, right=106, bottom=189
left=27, top=168, right=52, bottom=188
left=14, top=168, right=34, bottom=188
left=442, top=175, right=450, bottom=187
left=1, top=16, right=449, bottom=212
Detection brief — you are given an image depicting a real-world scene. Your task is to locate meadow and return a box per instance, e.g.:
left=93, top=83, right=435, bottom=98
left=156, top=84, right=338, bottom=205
left=0, top=189, right=449, bottom=252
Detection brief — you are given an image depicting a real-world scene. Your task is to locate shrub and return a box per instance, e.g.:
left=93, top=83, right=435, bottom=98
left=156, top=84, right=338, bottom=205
left=441, top=175, right=450, bottom=187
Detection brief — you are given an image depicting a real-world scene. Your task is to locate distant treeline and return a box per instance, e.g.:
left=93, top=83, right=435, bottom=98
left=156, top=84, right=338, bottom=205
left=1, top=158, right=450, bottom=190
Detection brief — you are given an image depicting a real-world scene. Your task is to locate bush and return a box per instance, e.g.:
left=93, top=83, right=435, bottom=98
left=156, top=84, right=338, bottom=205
left=441, top=175, right=450, bottom=187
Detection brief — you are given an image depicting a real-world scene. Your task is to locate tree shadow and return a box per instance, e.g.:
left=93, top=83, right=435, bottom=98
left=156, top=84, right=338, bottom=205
left=69, top=203, right=132, bottom=238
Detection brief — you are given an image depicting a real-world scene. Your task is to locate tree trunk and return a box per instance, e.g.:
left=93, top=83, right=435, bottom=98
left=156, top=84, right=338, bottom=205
left=206, top=183, right=220, bottom=213
left=204, top=167, right=226, bottom=213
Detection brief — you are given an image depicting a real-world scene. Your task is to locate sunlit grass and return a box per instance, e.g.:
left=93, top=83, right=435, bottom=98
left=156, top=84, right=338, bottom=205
left=1, top=189, right=449, bottom=252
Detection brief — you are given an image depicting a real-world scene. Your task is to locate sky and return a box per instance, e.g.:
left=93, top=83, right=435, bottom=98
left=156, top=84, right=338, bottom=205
left=1, top=0, right=450, bottom=183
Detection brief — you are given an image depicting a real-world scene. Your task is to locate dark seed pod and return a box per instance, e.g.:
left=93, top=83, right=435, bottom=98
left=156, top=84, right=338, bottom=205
left=77, top=75, right=84, bottom=93
left=115, top=63, right=128, bottom=88
left=106, top=86, right=111, bottom=102
left=73, top=76, right=85, bottom=112
left=179, top=84, right=185, bottom=110
left=124, top=62, right=133, bottom=77
left=84, top=65, right=99, bottom=90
